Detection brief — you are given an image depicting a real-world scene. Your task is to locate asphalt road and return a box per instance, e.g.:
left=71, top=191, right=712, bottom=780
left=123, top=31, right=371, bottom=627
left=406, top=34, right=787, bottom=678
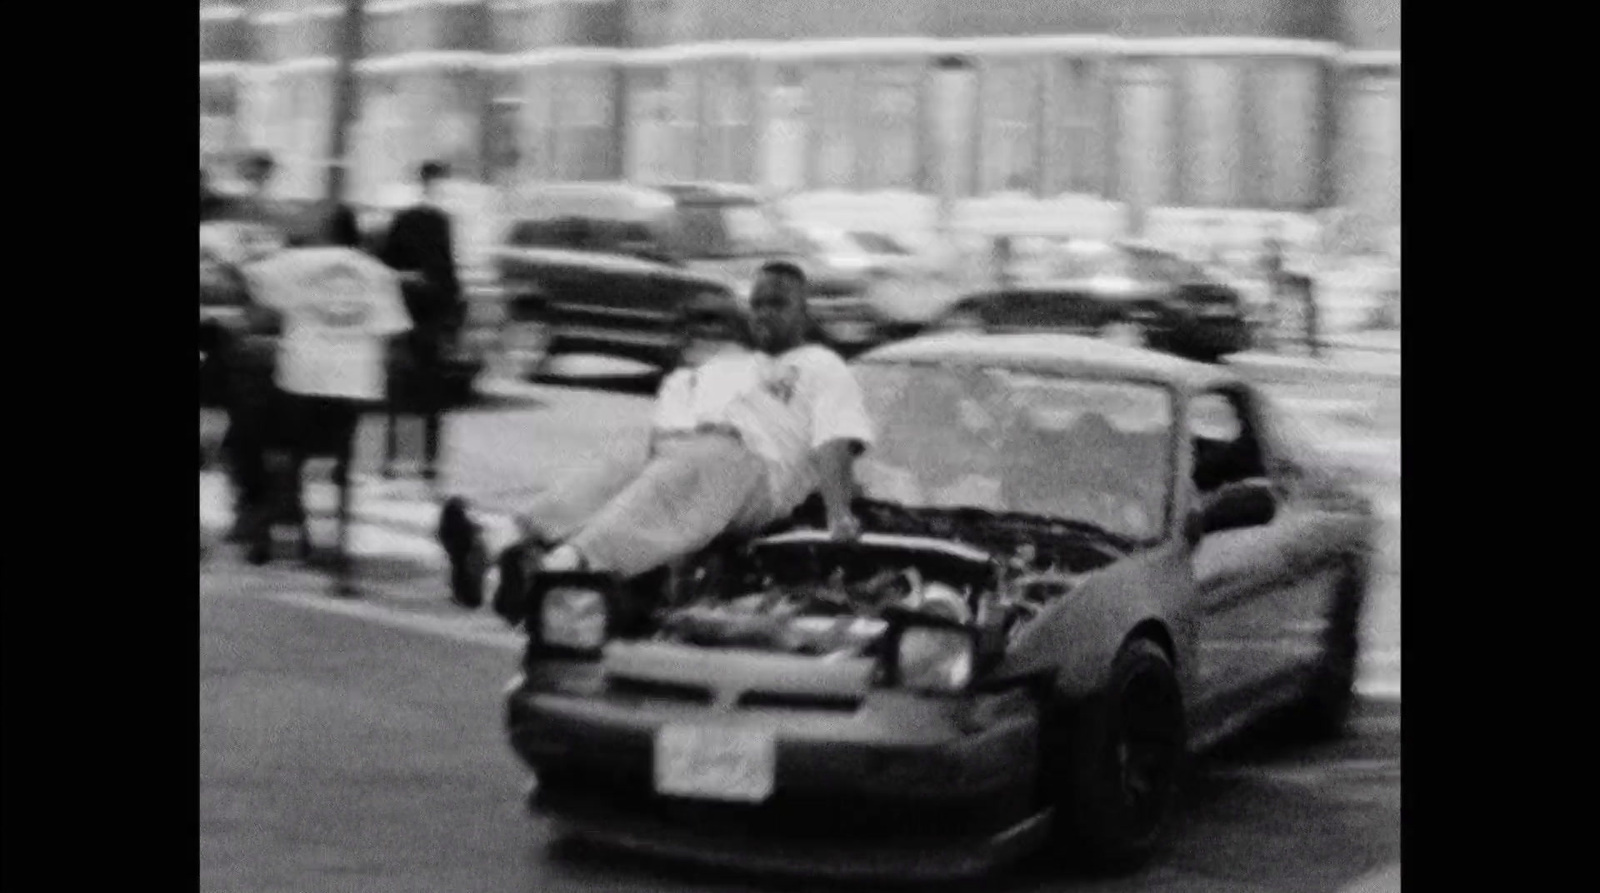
left=201, top=565, right=1399, bottom=893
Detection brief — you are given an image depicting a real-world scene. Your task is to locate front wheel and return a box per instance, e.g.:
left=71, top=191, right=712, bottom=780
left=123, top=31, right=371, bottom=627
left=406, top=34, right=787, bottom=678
left=496, top=319, right=552, bottom=382
left=1051, top=638, right=1186, bottom=871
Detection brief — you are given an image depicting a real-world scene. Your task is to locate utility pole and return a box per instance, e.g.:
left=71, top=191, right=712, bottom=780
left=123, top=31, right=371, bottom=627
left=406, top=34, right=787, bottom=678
left=326, top=0, right=367, bottom=203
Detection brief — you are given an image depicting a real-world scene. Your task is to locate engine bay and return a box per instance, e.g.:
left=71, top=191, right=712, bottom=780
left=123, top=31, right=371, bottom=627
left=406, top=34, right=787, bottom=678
left=648, top=529, right=1124, bottom=660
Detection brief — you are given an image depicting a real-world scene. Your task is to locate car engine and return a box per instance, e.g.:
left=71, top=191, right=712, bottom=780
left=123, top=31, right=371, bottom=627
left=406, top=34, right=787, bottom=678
left=647, top=531, right=1114, bottom=660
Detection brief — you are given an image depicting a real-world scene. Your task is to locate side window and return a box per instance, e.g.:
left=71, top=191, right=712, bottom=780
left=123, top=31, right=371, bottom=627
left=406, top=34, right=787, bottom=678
left=1188, top=389, right=1267, bottom=493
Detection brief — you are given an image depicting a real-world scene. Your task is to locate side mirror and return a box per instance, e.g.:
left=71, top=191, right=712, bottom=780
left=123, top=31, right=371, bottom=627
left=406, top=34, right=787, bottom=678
left=1198, top=479, right=1277, bottom=537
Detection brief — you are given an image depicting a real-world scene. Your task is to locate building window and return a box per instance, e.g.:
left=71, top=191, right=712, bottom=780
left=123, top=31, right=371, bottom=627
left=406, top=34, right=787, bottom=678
left=668, top=66, right=701, bottom=180
left=1048, top=57, right=1106, bottom=196
left=626, top=68, right=675, bottom=183
left=556, top=67, right=615, bottom=181
left=519, top=68, right=557, bottom=182
left=484, top=97, right=524, bottom=185
left=1183, top=59, right=1246, bottom=207
left=809, top=64, right=857, bottom=189
left=979, top=61, right=1040, bottom=194
left=703, top=63, right=751, bottom=183
left=761, top=67, right=809, bottom=196
left=1342, top=73, right=1401, bottom=225
left=1253, top=60, right=1321, bottom=209
left=857, top=64, right=920, bottom=190
left=1116, top=61, right=1174, bottom=209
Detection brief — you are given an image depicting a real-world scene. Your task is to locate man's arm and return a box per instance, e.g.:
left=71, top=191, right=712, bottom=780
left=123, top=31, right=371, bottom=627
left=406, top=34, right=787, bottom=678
left=803, top=351, right=875, bottom=540
left=649, top=370, right=696, bottom=458
left=813, top=438, right=863, bottom=540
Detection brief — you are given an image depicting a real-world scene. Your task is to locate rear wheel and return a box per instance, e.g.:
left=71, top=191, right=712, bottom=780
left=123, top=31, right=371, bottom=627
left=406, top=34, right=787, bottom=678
left=1051, top=638, right=1186, bottom=871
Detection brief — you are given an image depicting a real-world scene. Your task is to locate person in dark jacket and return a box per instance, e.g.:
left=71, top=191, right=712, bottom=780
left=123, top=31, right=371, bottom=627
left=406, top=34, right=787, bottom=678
left=378, top=161, right=463, bottom=484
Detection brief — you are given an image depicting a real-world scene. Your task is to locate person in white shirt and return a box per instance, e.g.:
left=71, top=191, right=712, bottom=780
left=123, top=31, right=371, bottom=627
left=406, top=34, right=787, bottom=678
left=439, top=264, right=875, bottom=618
left=233, top=245, right=412, bottom=582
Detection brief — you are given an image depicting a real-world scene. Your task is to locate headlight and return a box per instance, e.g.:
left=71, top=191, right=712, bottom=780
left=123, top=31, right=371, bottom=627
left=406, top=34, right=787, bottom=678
left=896, top=627, right=975, bottom=693
left=539, top=587, right=608, bottom=651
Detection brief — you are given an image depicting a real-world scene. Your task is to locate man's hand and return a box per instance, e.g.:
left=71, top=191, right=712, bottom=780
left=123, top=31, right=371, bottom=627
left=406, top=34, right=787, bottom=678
left=814, top=438, right=863, bottom=542
left=827, top=507, right=862, bottom=541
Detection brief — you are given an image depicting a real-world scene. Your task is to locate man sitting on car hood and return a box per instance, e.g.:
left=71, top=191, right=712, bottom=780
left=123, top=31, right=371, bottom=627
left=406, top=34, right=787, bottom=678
left=439, top=261, right=875, bottom=618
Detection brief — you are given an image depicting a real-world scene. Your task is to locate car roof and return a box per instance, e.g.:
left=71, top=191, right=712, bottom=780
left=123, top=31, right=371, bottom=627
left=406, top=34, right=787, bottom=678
left=643, top=181, right=764, bottom=203
left=857, top=332, right=1239, bottom=392
left=506, top=181, right=762, bottom=221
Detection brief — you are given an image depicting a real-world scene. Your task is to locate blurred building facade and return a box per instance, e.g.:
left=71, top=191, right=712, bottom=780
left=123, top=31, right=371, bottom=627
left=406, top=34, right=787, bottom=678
left=200, top=0, right=1398, bottom=244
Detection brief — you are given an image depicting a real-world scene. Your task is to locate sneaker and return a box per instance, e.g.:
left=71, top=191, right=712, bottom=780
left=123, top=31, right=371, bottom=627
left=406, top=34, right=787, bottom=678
left=492, top=538, right=549, bottom=628
left=439, top=497, right=487, bottom=609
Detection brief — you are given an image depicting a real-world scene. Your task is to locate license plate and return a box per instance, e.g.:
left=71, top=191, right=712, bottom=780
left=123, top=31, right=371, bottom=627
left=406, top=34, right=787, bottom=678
left=654, top=725, right=776, bottom=803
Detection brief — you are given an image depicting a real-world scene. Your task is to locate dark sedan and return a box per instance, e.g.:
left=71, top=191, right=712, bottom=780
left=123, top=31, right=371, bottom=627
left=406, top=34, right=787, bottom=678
left=936, top=240, right=1255, bottom=363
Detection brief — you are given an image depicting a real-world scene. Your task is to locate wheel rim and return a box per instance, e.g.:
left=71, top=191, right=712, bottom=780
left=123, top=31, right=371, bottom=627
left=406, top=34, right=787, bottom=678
left=1113, top=665, right=1183, bottom=829
left=498, top=322, right=549, bottom=379
left=1103, top=322, right=1145, bottom=347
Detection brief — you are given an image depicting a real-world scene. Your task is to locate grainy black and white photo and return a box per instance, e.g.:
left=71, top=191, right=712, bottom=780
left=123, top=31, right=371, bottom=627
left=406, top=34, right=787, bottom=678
left=199, top=1, right=1400, bottom=891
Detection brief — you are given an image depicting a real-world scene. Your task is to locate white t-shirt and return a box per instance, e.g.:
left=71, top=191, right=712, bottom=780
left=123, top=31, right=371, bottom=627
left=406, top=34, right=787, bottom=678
left=243, top=247, right=412, bottom=401
left=653, top=343, right=876, bottom=513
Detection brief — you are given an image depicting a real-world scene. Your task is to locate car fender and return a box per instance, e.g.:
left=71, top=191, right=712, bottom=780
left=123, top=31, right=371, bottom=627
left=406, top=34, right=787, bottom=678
left=992, top=550, right=1185, bottom=701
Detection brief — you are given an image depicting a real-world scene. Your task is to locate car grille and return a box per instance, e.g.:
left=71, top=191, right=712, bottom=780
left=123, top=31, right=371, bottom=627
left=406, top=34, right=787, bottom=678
left=604, top=676, right=714, bottom=705
left=735, top=691, right=862, bottom=712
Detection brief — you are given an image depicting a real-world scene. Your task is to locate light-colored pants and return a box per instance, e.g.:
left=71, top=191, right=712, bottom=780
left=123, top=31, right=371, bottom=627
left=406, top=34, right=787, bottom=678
left=519, top=434, right=780, bottom=578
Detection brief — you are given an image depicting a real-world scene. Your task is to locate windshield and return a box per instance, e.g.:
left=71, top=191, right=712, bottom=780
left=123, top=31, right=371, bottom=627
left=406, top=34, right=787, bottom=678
left=506, top=216, right=659, bottom=254
left=854, top=363, right=1175, bottom=541
left=671, top=201, right=791, bottom=258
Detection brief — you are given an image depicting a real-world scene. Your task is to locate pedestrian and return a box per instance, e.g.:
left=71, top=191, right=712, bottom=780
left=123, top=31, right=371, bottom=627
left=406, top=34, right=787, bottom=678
left=438, top=261, right=874, bottom=618
left=213, top=151, right=294, bottom=543
left=378, top=160, right=463, bottom=485
left=239, top=245, right=413, bottom=591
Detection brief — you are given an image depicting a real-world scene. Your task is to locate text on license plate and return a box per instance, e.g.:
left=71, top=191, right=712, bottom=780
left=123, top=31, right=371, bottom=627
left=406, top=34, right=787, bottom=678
left=654, top=725, right=776, bottom=803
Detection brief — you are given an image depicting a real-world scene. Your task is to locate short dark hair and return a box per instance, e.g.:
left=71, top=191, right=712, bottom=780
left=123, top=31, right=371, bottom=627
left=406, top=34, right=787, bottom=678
left=419, top=160, right=450, bottom=183
left=759, top=259, right=807, bottom=288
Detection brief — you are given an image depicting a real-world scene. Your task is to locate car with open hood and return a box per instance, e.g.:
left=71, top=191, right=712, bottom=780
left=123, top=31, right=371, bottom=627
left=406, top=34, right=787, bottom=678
left=500, top=332, right=1377, bottom=880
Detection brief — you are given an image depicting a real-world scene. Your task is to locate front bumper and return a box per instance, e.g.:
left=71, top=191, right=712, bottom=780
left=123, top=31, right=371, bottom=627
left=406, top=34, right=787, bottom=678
left=506, top=671, right=1048, bottom=880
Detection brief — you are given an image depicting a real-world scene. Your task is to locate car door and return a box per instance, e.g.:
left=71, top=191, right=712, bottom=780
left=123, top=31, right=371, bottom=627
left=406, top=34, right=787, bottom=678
left=1246, top=390, right=1365, bottom=672
left=1186, top=387, right=1300, bottom=706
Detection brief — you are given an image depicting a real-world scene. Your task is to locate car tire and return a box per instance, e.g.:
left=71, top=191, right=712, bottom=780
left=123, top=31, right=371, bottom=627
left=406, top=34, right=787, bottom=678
left=1051, top=637, right=1186, bottom=872
left=1286, top=559, right=1366, bottom=741
left=498, top=319, right=552, bottom=382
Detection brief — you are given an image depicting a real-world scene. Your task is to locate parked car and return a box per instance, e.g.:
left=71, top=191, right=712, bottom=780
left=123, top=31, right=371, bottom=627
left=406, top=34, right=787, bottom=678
left=934, top=240, right=1256, bottom=363
left=491, top=182, right=898, bottom=375
left=503, top=332, right=1377, bottom=880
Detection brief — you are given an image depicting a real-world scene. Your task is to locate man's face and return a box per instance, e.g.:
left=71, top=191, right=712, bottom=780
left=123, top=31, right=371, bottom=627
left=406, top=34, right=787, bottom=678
left=750, top=273, right=808, bottom=353
left=242, top=161, right=272, bottom=193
